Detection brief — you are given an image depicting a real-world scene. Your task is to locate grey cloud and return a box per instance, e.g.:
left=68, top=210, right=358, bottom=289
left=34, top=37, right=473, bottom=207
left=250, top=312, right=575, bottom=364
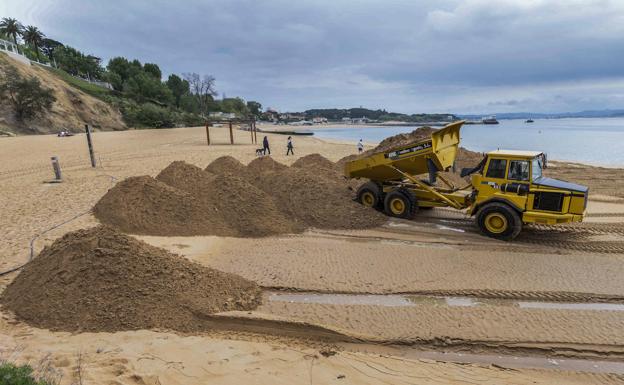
left=3, top=0, right=623, bottom=113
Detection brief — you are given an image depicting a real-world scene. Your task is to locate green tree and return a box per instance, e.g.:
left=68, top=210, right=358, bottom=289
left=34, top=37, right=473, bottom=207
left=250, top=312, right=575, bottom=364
left=179, top=93, right=200, bottom=113
left=247, top=101, right=262, bottom=117
left=0, top=17, right=23, bottom=46
left=104, top=71, right=123, bottom=91
left=0, top=67, right=56, bottom=120
left=124, top=72, right=173, bottom=104
left=143, top=63, right=161, bottom=79
left=21, top=25, right=44, bottom=61
left=53, top=46, right=103, bottom=79
left=40, top=38, right=63, bottom=62
left=107, top=57, right=141, bottom=84
left=166, top=74, right=189, bottom=108
left=220, top=97, right=248, bottom=116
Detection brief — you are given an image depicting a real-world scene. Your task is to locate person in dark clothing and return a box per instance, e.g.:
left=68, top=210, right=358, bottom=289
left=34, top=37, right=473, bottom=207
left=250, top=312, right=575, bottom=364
left=286, top=136, right=294, bottom=156
left=263, top=136, right=271, bottom=155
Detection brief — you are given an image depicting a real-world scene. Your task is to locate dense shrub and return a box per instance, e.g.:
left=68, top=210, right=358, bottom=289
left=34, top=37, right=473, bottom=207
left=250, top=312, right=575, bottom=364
left=0, top=67, right=56, bottom=120
left=0, top=362, right=57, bottom=385
left=122, top=102, right=175, bottom=128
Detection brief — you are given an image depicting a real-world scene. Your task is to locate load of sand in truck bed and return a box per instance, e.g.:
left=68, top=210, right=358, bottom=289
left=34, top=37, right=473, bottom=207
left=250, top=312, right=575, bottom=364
left=1, top=226, right=262, bottom=332
left=336, top=125, right=484, bottom=187
left=93, top=156, right=385, bottom=237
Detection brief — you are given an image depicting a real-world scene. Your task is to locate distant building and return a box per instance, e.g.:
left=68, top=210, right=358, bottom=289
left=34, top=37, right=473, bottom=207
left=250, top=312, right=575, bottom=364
left=279, top=112, right=306, bottom=121
left=351, top=117, right=370, bottom=124
left=262, top=108, right=279, bottom=122
left=312, top=117, right=328, bottom=124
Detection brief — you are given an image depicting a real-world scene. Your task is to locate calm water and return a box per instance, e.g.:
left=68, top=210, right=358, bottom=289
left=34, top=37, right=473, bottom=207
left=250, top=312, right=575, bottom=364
left=311, top=117, right=624, bottom=166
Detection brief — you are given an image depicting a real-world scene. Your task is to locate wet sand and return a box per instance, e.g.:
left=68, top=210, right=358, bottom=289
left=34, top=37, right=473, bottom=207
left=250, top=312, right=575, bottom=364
left=2, top=125, right=624, bottom=384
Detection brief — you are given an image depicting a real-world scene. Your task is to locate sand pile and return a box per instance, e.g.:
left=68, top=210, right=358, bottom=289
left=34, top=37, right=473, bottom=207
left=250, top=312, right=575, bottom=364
left=249, top=166, right=386, bottom=229
left=157, top=161, right=300, bottom=236
left=205, top=155, right=248, bottom=176
left=373, top=126, right=436, bottom=153
left=247, top=156, right=289, bottom=175
left=94, top=157, right=383, bottom=237
left=292, top=153, right=337, bottom=171
left=93, top=176, right=225, bottom=236
left=1, top=226, right=261, bottom=332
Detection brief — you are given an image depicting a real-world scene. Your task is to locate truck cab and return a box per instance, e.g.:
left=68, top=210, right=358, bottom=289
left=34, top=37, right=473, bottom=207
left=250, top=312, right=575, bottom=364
left=469, top=150, right=588, bottom=240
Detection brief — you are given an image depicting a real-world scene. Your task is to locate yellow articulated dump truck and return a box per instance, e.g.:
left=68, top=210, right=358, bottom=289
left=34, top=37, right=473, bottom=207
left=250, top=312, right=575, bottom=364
left=345, top=121, right=588, bottom=240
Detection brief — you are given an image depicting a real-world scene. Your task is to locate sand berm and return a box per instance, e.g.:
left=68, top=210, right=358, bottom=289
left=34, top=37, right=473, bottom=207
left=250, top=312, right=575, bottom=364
left=93, top=155, right=387, bottom=237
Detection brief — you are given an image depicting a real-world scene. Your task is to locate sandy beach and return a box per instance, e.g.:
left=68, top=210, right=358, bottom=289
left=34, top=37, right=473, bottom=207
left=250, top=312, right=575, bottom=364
left=2, top=125, right=624, bottom=384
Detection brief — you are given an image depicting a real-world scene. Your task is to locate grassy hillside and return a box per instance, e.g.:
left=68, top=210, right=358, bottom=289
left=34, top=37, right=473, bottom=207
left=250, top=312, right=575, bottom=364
left=41, top=65, right=113, bottom=100
left=0, top=52, right=126, bottom=135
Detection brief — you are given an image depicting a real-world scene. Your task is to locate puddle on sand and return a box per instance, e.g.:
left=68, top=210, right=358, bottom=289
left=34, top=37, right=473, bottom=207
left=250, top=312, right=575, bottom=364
left=341, top=343, right=624, bottom=375
left=268, top=292, right=624, bottom=312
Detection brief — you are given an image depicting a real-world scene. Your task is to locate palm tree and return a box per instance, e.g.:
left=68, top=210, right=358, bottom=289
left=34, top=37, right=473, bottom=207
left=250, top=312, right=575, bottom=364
left=22, top=25, right=45, bottom=61
left=0, top=17, right=23, bottom=46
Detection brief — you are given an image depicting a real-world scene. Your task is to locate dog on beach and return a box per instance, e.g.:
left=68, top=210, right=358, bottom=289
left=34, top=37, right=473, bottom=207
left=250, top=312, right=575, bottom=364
left=255, top=148, right=265, bottom=156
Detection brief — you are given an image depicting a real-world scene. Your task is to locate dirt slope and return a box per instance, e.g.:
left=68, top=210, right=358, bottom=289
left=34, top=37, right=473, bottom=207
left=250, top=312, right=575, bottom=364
left=0, top=52, right=125, bottom=135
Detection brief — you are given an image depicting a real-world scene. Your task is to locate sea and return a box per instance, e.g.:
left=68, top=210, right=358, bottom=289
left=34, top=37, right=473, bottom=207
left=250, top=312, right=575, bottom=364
left=310, top=117, right=624, bottom=167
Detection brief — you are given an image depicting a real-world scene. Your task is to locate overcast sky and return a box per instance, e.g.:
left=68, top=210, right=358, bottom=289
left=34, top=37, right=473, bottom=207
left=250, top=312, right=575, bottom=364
left=2, top=0, right=623, bottom=114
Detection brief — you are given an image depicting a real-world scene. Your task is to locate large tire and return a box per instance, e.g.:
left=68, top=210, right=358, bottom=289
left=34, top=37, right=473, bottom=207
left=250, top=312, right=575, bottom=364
left=384, top=188, right=418, bottom=219
left=356, top=181, right=383, bottom=210
left=476, top=202, right=522, bottom=241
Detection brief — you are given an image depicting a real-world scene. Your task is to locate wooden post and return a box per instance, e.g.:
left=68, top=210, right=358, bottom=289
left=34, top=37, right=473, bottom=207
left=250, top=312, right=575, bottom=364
left=84, top=124, right=96, bottom=168
left=205, top=122, right=211, bottom=145
left=51, top=156, right=62, bottom=181
left=253, top=121, right=258, bottom=144
left=229, top=121, right=234, bottom=144
left=249, top=120, right=254, bottom=143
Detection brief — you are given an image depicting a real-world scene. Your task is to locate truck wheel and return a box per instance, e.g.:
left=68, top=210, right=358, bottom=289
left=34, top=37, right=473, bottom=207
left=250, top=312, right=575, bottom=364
left=356, top=181, right=383, bottom=209
left=476, top=202, right=522, bottom=241
left=384, top=189, right=417, bottom=219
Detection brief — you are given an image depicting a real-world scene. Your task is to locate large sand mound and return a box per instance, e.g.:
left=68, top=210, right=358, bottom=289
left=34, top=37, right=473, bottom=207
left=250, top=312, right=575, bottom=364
left=93, top=175, right=227, bottom=236
left=247, top=156, right=289, bottom=175
left=94, top=157, right=383, bottom=237
left=204, top=155, right=248, bottom=176
left=0, top=226, right=261, bottom=332
left=249, top=166, right=386, bottom=229
left=157, top=161, right=300, bottom=236
left=292, top=153, right=337, bottom=171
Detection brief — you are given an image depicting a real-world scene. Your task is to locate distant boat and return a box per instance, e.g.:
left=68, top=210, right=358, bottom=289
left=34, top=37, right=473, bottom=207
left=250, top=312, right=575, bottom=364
left=482, top=115, right=499, bottom=124
left=525, top=119, right=534, bottom=123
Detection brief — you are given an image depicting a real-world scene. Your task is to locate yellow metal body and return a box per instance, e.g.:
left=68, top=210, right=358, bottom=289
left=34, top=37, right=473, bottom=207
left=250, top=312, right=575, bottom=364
left=470, top=153, right=586, bottom=225
left=345, top=121, right=588, bottom=227
left=345, top=120, right=462, bottom=181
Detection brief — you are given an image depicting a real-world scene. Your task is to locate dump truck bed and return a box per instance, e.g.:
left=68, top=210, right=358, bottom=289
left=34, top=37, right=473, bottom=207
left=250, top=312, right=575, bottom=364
left=345, top=121, right=464, bottom=181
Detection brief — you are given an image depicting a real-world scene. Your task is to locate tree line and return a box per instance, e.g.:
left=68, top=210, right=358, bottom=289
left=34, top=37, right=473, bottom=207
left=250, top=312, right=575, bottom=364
left=0, top=16, right=263, bottom=128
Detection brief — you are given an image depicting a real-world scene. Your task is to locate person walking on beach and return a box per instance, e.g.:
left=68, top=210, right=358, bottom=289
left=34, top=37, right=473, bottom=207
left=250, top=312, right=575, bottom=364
left=263, top=136, right=271, bottom=155
left=357, top=139, right=364, bottom=153
left=286, top=136, right=294, bottom=156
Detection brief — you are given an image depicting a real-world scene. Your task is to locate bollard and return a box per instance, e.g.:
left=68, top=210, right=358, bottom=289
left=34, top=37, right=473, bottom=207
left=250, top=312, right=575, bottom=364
left=51, top=156, right=62, bottom=181
left=85, top=124, right=96, bottom=168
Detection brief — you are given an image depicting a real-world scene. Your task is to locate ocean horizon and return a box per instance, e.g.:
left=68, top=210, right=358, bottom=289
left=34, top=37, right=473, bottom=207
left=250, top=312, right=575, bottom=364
left=311, top=117, right=624, bottom=167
